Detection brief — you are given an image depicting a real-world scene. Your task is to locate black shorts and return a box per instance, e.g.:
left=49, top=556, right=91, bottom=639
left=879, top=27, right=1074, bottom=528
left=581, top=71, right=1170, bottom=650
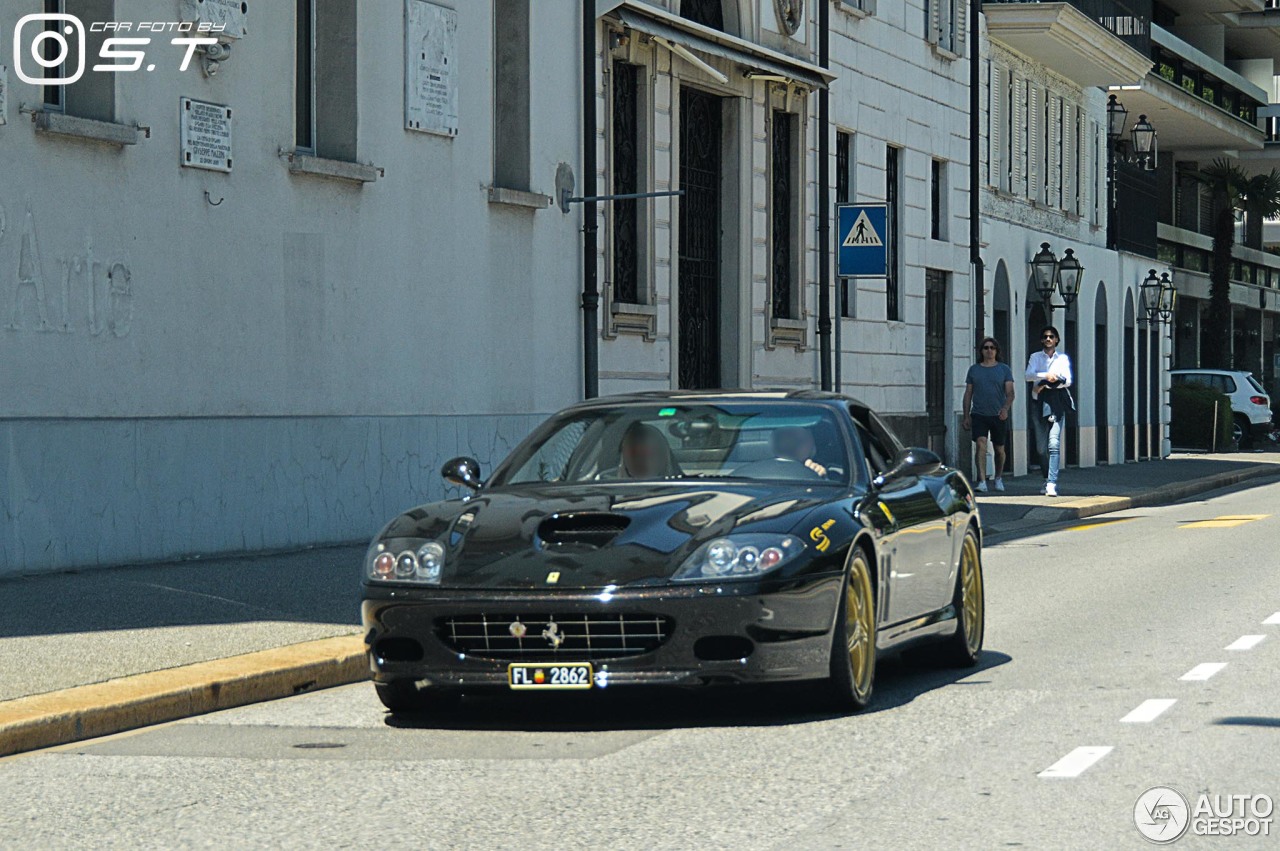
left=971, top=413, right=1008, bottom=444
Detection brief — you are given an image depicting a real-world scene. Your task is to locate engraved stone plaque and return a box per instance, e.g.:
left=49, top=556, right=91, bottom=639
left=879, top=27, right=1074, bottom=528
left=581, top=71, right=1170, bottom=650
left=405, top=0, right=458, bottom=137
left=180, top=97, right=232, bottom=172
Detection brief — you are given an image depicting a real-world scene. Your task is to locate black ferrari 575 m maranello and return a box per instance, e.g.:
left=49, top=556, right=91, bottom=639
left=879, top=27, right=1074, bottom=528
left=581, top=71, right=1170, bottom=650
left=361, top=391, right=984, bottom=713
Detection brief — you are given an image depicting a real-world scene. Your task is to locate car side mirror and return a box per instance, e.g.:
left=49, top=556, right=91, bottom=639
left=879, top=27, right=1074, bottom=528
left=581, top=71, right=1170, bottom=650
left=441, top=456, right=483, bottom=492
left=872, top=448, right=942, bottom=490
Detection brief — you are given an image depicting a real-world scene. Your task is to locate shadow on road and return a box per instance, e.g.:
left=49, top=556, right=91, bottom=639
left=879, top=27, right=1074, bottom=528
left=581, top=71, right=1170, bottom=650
left=383, top=649, right=1013, bottom=732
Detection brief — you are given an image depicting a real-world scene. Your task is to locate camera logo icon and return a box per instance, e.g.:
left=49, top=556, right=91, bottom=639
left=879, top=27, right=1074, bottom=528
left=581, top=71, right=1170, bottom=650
left=13, top=13, right=86, bottom=86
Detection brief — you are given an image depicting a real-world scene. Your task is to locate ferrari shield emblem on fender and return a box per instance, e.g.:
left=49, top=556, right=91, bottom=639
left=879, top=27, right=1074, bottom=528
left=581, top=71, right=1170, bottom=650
left=545, top=571, right=561, bottom=585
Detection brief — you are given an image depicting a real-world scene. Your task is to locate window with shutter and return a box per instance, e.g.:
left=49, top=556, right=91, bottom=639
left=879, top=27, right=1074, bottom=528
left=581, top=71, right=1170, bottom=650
left=1091, top=120, right=1102, bottom=225
left=990, top=63, right=1006, bottom=188
left=955, top=0, right=966, bottom=57
left=1012, top=75, right=1026, bottom=196
left=927, top=0, right=941, bottom=45
left=1063, top=101, right=1077, bottom=213
left=1047, top=95, right=1061, bottom=207
left=1027, top=85, right=1042, bottom=202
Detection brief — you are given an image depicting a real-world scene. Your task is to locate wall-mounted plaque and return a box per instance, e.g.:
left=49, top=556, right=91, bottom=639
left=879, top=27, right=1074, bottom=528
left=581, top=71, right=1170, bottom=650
left=179, top=0, right=248, bottom=38
left=180, top=98, right=232, bottom=172
left=405, top=0, right=458, bottom=137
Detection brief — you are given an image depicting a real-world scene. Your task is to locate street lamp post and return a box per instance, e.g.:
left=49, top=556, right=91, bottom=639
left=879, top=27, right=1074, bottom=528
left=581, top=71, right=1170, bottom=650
left=1030, top=242, right=1082, bottom=322
left=1105, top=94, right=1158, bottom=250
left=1139, top=269, right=1178, bottom=458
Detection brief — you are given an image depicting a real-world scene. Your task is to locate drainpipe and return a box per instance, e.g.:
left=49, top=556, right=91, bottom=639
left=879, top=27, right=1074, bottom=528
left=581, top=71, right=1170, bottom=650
left=817, top=0, right=833, bottom=391
left=582, top=0, right=600, bottom=399
left=969, top=0, right=984, bottom=351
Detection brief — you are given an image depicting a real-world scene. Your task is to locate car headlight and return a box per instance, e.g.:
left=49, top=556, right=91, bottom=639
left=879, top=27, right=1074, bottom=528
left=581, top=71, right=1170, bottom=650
left=672, top=534, right=805, bottom=581
left=367, top=539, right=445, bottom=584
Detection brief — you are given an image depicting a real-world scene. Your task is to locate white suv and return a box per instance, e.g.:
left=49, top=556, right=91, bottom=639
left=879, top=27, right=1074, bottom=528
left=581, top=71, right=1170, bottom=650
left=1170, top=369, right=1273, bottom=448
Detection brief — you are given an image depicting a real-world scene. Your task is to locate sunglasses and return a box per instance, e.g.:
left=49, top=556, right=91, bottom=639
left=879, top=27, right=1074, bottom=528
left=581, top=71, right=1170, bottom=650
left=981, top=345, right=996, bottom=350
left=1041, top=334, right=1058, bottom=341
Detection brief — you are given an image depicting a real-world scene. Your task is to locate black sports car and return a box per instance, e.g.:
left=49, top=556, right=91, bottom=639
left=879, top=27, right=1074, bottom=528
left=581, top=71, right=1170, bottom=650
left=361, top=391, right=985, bottom=713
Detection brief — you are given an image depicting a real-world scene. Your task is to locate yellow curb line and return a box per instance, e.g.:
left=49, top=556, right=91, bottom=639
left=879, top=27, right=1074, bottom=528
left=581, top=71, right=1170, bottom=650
left=0, top=634, right=366, bottom=758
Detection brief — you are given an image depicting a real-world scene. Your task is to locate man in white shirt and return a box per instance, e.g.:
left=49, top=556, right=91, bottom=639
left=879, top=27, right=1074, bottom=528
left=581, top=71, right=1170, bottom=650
left=1024, top=325, right=1073, bottom=497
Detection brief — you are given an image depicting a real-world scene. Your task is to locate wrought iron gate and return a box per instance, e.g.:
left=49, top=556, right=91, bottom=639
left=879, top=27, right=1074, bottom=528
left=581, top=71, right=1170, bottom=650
left=678, top=88, right=722, bottom=390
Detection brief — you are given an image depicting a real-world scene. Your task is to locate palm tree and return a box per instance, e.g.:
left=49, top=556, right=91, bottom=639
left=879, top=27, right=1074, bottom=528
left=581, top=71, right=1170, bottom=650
left=1197, top=161, right=1280, bottom=369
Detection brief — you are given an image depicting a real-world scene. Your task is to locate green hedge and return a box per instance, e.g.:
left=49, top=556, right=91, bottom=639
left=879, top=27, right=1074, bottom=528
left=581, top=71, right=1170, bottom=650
left=1170, top=382, right=1234, bottom=450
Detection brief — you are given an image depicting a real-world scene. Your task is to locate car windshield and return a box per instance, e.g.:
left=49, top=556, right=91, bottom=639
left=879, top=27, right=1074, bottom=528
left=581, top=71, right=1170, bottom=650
left=490, top=402, right=851, bottom=486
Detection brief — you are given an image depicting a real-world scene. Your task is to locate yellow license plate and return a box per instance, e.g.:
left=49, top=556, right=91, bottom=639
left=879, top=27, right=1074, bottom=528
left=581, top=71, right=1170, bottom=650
left=507, top=663, right=593, bottom=690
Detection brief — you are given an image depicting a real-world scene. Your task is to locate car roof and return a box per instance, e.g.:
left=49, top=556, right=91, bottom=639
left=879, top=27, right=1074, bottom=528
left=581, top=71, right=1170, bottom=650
left=1170, top=368, right=1252, bottom=376
left=559, top=389, right=869, bottom=410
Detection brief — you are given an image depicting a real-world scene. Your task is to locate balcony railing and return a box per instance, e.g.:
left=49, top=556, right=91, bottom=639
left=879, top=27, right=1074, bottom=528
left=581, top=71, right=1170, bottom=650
left=983, top=0, right=1152, bottom=55
left=1150, top=44, right=1262, bottom=126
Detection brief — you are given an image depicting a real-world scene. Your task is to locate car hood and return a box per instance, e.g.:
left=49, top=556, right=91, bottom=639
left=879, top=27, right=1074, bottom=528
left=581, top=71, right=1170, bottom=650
left=379, top=482, right=841, bottom=589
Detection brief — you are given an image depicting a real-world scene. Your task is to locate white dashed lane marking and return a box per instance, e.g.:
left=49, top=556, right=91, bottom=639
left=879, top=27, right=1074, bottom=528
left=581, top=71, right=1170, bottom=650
left=1180, top=662, right=1227, bottom=681
left=1038, top=746, right=1114, bottom=779
left=1264, top=612, right=1280, bottom=625
left=1120, top=699, right=1177, bottom=724
left=1225, top=635, right=1266, bottom=651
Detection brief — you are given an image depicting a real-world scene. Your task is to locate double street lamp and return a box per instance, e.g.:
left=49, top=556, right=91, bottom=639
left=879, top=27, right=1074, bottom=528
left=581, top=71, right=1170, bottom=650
left=1140, top=268, right=1177, bottom=324
left=1107, top=94, right=1157, bottom=170
left=1031, top=242, right=1083, bottom=319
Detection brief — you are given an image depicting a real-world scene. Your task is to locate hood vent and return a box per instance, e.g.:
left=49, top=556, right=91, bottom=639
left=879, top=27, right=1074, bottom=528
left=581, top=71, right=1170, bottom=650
left=536, top=513, right=630, bottom=550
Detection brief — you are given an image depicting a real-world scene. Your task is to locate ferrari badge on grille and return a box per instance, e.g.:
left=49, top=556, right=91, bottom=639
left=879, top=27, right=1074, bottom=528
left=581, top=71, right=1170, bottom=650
left=542, top=621, right=565, bottom=649
left=508, top=619, right=527, bottom=639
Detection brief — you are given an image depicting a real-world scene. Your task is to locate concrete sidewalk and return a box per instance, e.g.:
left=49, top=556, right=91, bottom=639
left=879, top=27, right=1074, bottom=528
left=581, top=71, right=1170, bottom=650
left=0, top=545, right=365, bottom=756
left=3, top=451, right=1280, bottom=757
left=977, top=450, right=1280, bottom=540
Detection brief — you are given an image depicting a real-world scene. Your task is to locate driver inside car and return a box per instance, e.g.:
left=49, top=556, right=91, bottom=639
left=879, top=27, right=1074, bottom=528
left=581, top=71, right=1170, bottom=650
left=772, top=426, right=828, bottom=478
left=614, top=422, right=682, bottom=479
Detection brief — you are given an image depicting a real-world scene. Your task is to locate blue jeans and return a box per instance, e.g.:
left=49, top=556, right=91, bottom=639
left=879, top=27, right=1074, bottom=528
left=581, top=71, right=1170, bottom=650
left=1031, top=414, right=1064, bottom=483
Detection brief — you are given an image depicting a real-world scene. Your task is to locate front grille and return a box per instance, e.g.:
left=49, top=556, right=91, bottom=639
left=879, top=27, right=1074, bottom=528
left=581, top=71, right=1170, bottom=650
left=536, top=513, right=630, bottom=549
left=438, top=612, right=672, bottom=661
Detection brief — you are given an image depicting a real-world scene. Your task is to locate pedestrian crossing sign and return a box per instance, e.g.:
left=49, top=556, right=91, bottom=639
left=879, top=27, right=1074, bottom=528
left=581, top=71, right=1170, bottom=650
left=837, top=203, right=887, bottom=277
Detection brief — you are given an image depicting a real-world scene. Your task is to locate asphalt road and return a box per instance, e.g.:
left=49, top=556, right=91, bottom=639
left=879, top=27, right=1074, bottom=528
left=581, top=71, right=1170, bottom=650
left=3, top=480, right=1279, bottom=850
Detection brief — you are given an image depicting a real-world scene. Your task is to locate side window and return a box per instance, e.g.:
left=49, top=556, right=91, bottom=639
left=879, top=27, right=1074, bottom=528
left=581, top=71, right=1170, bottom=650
left=1171, top=374, right=1187, bottom=386
left=852, top=420, right=891, bottom=477
left=1221, top=376, right=1237, bottom=394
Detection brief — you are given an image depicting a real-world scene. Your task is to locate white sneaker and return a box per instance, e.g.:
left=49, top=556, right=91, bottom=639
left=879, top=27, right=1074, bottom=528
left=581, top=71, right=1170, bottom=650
left=975, top=479, right=988, bottom=493
left=993, top=478, right=1005, bottom=492
left=1045, top=482, right=1058, bottom=497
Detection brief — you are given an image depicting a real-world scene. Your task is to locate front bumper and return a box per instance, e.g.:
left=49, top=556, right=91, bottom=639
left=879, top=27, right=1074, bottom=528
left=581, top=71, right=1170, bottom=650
left=361, top=574, right=843, bottom=690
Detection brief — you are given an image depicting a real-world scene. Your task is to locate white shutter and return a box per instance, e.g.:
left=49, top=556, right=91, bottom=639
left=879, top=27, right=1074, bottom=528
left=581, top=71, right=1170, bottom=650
left=955, top=0, right=967, bottom=57
left=1078, top=111, right=1092, bottom=218
left=1047, top=96, right=1061, bottom=208
left=1091, top=120, right=1102, bottom=224
left=1027, top=85, right=1042, bottom=202
left=1011, top=75, right=1026, bottom=196
left=990, top=63, right=1006, bottom=188
left=1063, top=101, right=1077, bottom=213
left=927, top=0, right=941, bottom=45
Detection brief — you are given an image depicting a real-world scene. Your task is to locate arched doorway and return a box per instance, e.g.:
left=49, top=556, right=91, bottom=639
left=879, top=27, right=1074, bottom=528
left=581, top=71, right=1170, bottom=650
left=1124, top=292, right=1136, bottom=461
left=1138, top=304, right=1150, bottom=458
left=1026, top=290, right=1048, bottom=476
left=1094, top=284, right=1110, bottom=464
left=1064, top=297, right=1080, bottom=467
left=993, top=262, right=1013, bottom=472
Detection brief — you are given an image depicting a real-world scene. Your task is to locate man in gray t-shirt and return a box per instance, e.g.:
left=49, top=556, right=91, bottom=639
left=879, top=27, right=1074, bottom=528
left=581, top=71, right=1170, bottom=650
left=962, top=337, right=1015, bottom=492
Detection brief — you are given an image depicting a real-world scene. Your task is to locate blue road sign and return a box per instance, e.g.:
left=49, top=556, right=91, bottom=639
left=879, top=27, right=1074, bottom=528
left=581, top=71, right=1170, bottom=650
left=837, top=204, right=887, bottom=277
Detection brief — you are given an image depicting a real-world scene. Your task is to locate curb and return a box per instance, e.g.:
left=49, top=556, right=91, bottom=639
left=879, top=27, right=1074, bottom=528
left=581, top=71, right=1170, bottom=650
left=985, top=464, right=1280, bottom=537
left=0, top=634, right=365, bottom=759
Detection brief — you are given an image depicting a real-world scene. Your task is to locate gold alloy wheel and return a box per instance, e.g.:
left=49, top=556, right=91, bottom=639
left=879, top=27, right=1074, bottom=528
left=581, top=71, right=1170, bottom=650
left=845, top=552, right=875, bottom=699
left=959, top=533, right=984, bottom=656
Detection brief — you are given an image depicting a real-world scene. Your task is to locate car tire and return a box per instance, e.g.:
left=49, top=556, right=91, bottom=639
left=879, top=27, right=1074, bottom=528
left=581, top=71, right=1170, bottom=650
left=941, top=528, right=985, bottom=667
left=823, top=547, right=877, bottom=712
left=1233, top=415, right=1251, bottom=450
left=375, top=680, right=460, bottom=714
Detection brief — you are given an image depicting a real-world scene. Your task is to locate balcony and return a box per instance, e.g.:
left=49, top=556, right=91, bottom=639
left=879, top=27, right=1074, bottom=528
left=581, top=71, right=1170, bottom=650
left=1108, top=25, right=1266, bottom=151
left=983, top=1, right=1153, bottom=87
